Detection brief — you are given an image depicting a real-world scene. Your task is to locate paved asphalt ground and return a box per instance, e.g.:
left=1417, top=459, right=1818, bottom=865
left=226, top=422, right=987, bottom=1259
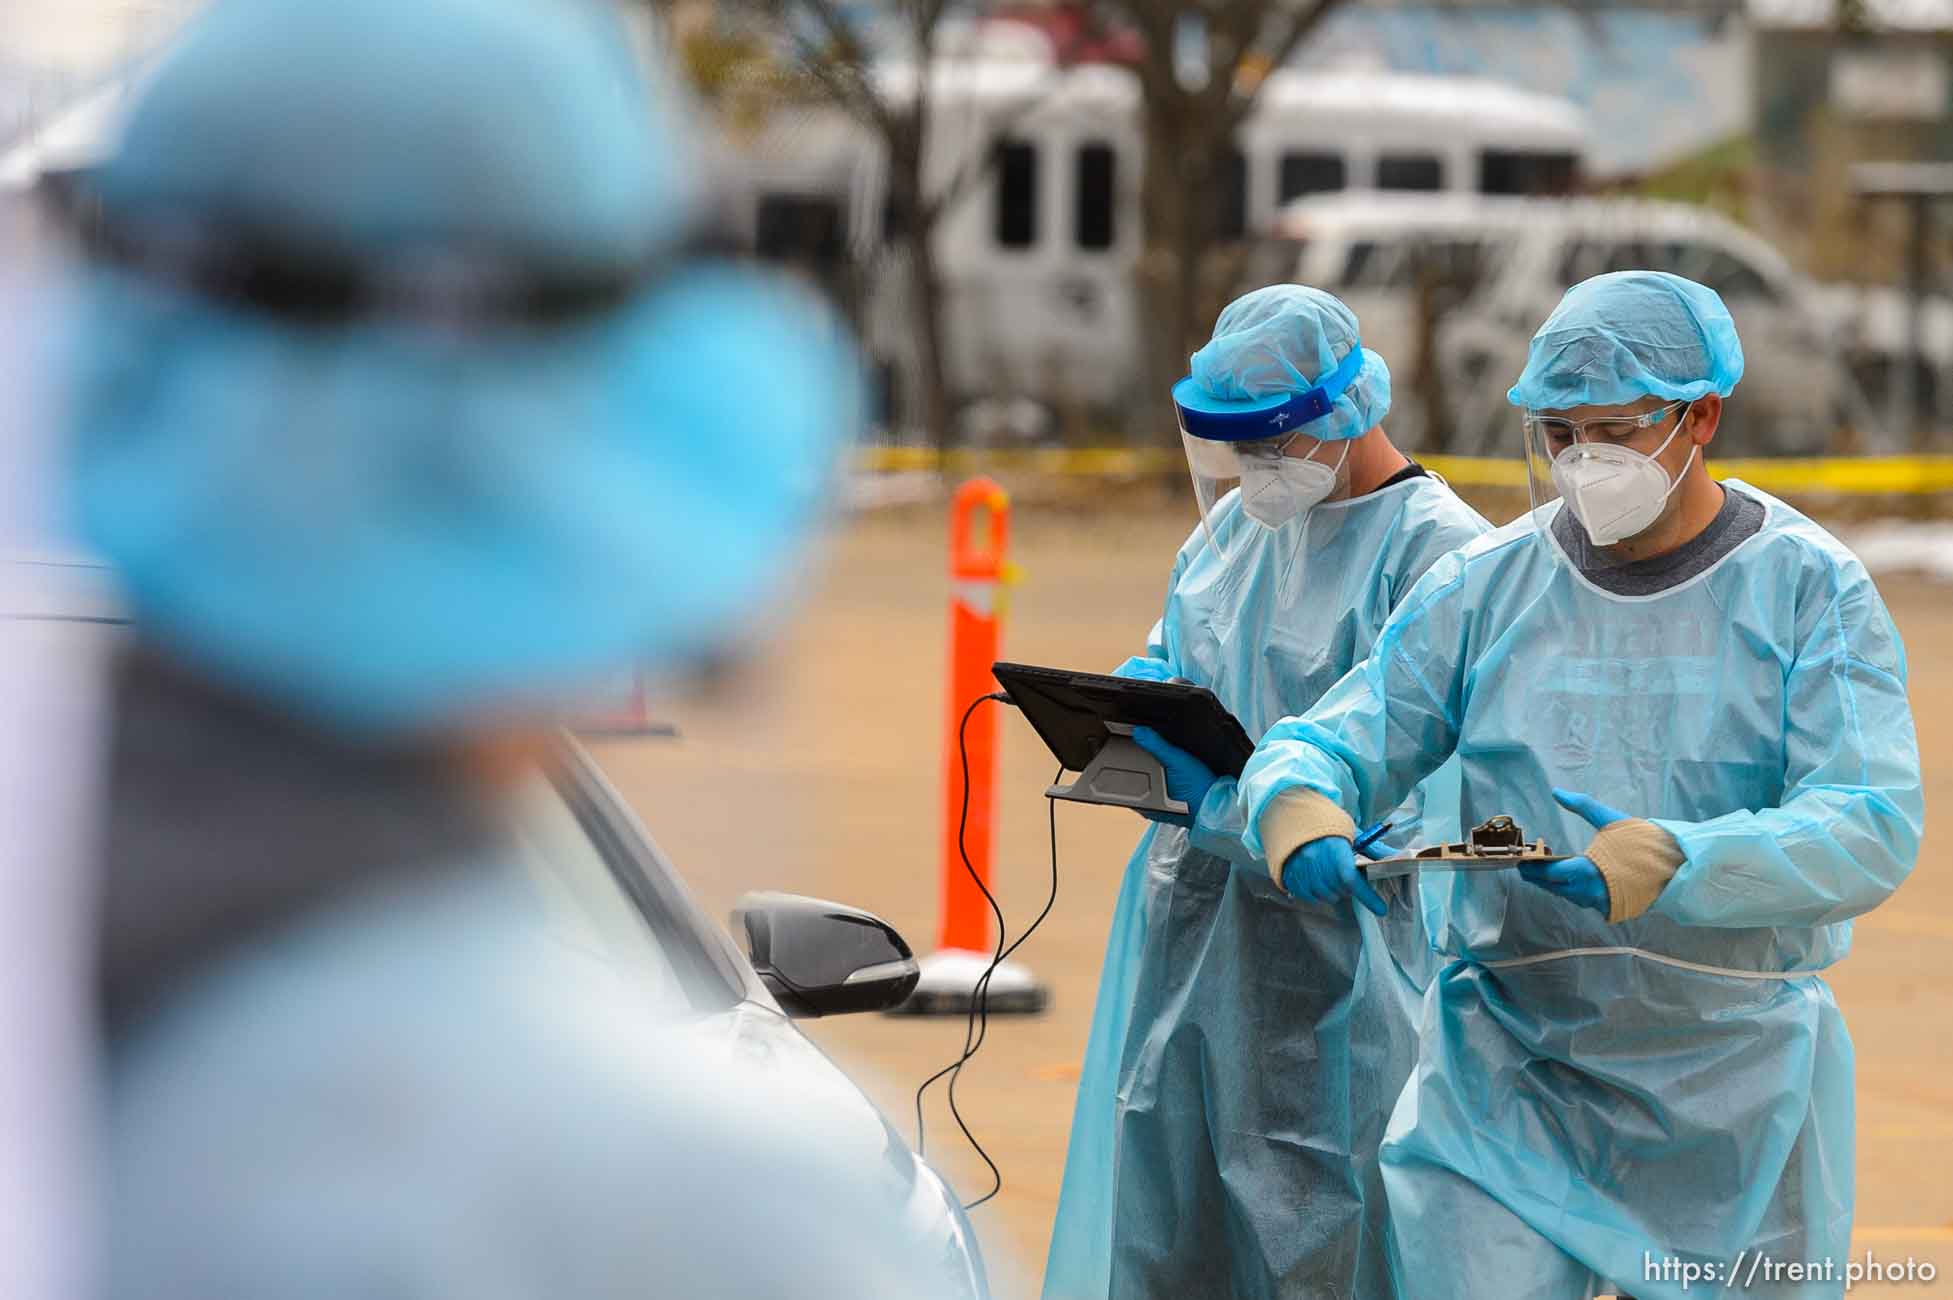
left=590, top=495, right=1953, bottom=1295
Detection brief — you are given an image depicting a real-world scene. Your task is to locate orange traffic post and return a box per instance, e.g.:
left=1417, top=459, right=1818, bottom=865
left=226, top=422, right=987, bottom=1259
left=894, top=477, right=1048, bottom=1015
left=941, top=477, right=1009, bottom=953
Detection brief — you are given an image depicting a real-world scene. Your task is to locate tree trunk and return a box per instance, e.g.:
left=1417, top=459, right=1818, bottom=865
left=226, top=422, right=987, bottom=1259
left=906, top=219, right=955, bottom=457
left=1135, top=97, right=1227, bottom=445
left=887, top=110, right=955, bottom=456
left=1411, top=244, right=1448, bottom=454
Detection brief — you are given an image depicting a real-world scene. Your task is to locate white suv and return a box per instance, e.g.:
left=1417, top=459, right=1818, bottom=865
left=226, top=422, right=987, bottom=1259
left=1273, top=193, right=1843, bottom=456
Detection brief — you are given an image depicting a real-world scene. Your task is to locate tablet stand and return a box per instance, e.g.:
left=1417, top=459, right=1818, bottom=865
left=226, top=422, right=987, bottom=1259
left=1045, top=723, right=1191, bottom=818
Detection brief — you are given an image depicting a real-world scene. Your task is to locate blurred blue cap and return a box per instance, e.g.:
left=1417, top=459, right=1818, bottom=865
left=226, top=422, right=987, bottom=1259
left=1507, top=270, right=1745, bottom=411
left=94, top=0, right=688, bottom=260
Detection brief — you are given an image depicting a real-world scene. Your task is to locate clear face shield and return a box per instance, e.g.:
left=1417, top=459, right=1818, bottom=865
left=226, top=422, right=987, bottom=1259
left=1523, top=400, right=1697, bottom=563
left=1172, top=342, right=1365, bottom=566
left=1182, top=426, right=1352, bottom=564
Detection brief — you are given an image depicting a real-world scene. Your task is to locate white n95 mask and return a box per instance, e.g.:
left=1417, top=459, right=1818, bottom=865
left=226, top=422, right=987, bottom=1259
left=1549, top=413, right=1694, bottom=546
left=1237, top=443, right=1347, bottom=529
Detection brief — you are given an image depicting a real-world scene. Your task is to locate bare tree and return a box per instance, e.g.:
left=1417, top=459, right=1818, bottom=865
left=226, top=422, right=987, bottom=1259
left=777, top=0, right=957, bottom=452
left=654, top=0, right=1087, bottom=454
left=1104, top=0, right=1342, bottom=437
left=656, top=0, right=1341, bottom=448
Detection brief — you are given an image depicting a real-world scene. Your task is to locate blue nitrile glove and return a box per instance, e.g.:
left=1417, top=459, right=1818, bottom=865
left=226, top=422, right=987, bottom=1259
left=1111, top=656, right=1176, bottom=683
left=1280, top=835, right=1388, bottom=917
left=1515, top=788, right=1622, bottom=917
left=1129, top=726, right=1216, bottom=829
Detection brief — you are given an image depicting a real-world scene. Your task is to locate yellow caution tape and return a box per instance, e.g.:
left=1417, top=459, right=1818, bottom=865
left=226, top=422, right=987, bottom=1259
left=861, top=446, right=1180, bottom=476
left=1713, top=456, right=1953, bottom=495
left=860, top=447, right=1953, bottom=496
left=1418, top=454, right=1531, bottom=489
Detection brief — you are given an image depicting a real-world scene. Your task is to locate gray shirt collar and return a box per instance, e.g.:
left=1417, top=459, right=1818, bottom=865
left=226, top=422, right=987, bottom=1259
left=1553, top=483, right=1765, bottom=596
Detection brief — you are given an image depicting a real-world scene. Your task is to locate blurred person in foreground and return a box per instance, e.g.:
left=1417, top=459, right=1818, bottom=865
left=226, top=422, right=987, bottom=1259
left=40, top=0, right=972, bottom=1295
left=1043, top=285, right=1489, bottom=1299
left=1233, top=272, right=1923, bottom=1298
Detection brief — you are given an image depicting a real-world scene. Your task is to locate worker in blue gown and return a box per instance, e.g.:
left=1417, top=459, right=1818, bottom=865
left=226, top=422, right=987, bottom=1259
left=1234, top=271, right=1924, bottom=1299
left=1043, top=284, right=1489, bottom=1299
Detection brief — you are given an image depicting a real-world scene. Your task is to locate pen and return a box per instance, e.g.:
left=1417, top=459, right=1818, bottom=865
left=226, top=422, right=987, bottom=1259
left=1354, top=821, right=1394, bottom=853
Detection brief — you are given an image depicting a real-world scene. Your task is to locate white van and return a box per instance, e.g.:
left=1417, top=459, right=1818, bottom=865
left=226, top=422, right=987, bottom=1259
left=1273, top=192, right=1843, bottom=456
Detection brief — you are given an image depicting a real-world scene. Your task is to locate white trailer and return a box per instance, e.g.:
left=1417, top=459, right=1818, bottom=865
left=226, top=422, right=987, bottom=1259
left=727, top=46, right=1588, bottom=437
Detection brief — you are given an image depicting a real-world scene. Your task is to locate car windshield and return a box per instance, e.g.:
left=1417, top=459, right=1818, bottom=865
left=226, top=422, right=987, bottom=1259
left=504, top=764, right=742, bottom=1016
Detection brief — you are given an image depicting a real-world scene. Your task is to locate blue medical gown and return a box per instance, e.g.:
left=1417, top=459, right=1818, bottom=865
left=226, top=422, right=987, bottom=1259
left=1044, top=476, right=1488, bottom=1299
left=1236, top=485, right=1924, bottom=1300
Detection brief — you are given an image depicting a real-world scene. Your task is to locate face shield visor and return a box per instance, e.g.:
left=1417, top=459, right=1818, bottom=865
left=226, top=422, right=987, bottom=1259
left=1181, top=428, right=1351, bottom=562
left=1523, top=399, right=1697, bottom=564
left=1172, top=342, right=1363, bottom=566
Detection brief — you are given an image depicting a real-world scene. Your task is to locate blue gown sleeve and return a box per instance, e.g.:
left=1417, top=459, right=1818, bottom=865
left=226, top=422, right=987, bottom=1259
left=1111, top=525, right=1201, bottom=685
left=1217, top=492, right=1490, bottom=867
left=1186, top=778, right=1254, bottom=865
left=1108, top=527, right=1260, bottom=862
left=1651, top=569, right=1923, bottom=927
left=1236, top=557, right=1473, bottom=863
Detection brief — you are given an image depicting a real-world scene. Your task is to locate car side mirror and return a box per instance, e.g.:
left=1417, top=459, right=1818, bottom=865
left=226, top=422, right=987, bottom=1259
left=732, top=892, right=919, bottom=1018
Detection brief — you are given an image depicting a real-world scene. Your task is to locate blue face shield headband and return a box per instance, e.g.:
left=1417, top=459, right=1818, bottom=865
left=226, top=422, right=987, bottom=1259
left=1173, top=341, right=1367, bottom=443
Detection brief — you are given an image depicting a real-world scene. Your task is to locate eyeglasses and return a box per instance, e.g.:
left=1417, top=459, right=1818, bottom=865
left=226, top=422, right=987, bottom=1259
left=1184, top=428, right=1337, bottom=475
left=36, top=167, right=717, bottom=333
left=1234, top=430, right=1335, bottom=462
left=1524, top=401, right=1690, bottom=447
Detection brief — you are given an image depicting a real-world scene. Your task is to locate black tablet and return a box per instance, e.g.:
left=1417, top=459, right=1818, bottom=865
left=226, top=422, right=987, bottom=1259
left=991, top=661, right=1256, bottom=777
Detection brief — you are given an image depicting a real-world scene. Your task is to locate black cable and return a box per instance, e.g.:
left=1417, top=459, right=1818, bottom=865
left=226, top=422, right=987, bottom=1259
left=951, top=767, right=1063, bottom=1085
left=908, top=692, right=1064, bottom=1211
left=950, top=766, right=1062, bottom=1210
left=914, top=693, right=1012, bottom=1159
